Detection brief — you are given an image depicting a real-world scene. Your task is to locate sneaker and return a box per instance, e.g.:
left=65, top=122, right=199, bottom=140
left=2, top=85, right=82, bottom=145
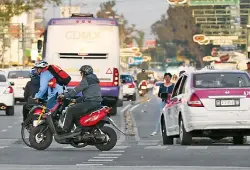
left=151, top=132, right=157, bottom=136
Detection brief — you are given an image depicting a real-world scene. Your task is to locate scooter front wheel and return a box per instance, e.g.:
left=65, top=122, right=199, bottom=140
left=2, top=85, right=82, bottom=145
left=29, top=125, right=53, bottom=150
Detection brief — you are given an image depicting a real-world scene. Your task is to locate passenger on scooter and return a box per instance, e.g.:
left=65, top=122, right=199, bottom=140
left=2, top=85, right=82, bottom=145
left=59, top=65, right=102, bottom=133
left=22, top=69, right=41, bottom=122
left=33, top=60, right=63, bottom=109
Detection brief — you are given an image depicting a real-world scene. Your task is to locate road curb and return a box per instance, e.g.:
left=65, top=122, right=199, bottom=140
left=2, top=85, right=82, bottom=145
left=124, top=96, right=150, bottom=137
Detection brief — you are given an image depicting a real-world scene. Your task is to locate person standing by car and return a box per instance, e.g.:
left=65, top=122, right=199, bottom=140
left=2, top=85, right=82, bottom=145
left=245, top=61, right=250, bottom=74
left=151, top=73, right=175, bottom=136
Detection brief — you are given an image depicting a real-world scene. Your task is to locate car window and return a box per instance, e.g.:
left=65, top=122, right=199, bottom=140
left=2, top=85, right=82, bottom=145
left=8, top=71, right=30, bottom=79
left=178, top=75, right=188, bottom=95
left=0, top=74, right=6, bottom=82
left=120, top=75, right=133, bottom=83
left=172, top=76, right=183, bottom=98
left=194, top=72, right=250, bottom=88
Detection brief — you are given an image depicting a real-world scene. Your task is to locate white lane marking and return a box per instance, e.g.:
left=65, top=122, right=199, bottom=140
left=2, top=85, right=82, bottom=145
left=187, top=146, right=208, bottom=150
left=1, top=129, right=7, bottom=132
left=93, top=157, right=118, bottom=159
left=0, top=146, right=9, bottom=149
left=113, top=146, right=130, bottom=149
left=228, top=146, right=250, bottom=149
left=138, top=142, right=158, bottom=146
left=102, top=150, right=125, bottom=153
left=7, top=126, right=12, bottom=128
left=130, top=104, right=140, bottom=112
left=76, top=163, right=103, bottom=166
left=98, top=153, right=122, bottom=156
left=88, top=159, right=113, bottom=162
left=120, top=104, right=131, bottom=113
left=144, top=146, right=168, bottom=149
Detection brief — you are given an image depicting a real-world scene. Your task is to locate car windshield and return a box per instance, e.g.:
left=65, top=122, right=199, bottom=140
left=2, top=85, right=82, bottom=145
left=8, top=71, right=30, bottom=79
left=194, top=72, right=250, bottom=88
left=0, top=74, right=6, bottom=82
left=121, top=75, right=133, bottom=83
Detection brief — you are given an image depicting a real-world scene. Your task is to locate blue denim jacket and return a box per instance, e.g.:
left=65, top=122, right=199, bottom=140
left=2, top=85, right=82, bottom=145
left=34, top=70, right=63, bottom=100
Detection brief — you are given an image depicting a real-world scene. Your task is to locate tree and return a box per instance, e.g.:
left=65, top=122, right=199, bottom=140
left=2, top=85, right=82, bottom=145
left=0, top=0, right=61, bottom=24
left=96, top=0, right=145, bottom=48
left=151, top=6, right=212, bottom=67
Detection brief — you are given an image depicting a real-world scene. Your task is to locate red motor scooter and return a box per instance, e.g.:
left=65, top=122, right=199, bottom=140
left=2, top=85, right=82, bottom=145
left=28, top=95, right=125, bottom=151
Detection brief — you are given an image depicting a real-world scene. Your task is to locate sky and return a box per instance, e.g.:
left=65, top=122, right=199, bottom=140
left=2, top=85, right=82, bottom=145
left=44, top=0, right=169, bottom=40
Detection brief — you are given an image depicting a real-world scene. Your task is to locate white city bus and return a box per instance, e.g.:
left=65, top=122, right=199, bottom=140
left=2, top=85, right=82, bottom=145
left=38, top=14, right=123, bottom=115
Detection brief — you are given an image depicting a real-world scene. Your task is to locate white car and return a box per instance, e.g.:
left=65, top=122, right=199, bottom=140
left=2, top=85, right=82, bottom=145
left=7, top=69, right=30, bottom=102
left=161, top=70, right=250, bottom=145
left=0, top=71, right=15, bottom=116
left=153, top=81, right=163, bottom=96
left=120, top=74, right=136, bottom=101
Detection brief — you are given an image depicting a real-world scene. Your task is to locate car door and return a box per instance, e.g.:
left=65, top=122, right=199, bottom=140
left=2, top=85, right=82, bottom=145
left=166, top=77, right=183, bottom=135
left=172, top=75, right=188, bottom=135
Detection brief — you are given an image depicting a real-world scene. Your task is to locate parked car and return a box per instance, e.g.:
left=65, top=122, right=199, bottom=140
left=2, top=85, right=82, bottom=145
left=120, top=73, right=136, bottom=101
left=153, top=81, right=164, bottom=96
left=7, top=69, right=30, bottom=102
left=0, top=71, right=15, bottom=115
left=161, top=70, right=250, bottom=145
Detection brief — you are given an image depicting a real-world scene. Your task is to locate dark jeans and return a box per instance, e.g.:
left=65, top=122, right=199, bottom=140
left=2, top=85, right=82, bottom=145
left=63, top=101, right=101, bottom=132
left=22, top=98, right=37, bottom=122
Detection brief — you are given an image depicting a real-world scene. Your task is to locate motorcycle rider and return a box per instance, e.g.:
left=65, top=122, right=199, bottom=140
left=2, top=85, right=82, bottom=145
left=33, top=60, right=63, bottom=109
left=22, top=69, right=41, bottom=122
left=136, top=69, right=149, bottom=87
left=59, top=65, right=102, bottom=133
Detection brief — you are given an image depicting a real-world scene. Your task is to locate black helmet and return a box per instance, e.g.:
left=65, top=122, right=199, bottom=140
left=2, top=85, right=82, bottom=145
left=79, top=65, right=93, bottom=75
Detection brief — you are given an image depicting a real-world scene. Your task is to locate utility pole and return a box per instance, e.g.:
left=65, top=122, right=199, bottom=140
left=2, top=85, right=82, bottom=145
left=69, top=0, right=72, bottom=17
left=21, top=23, right=26, bottom=67
left=247, top=14, right=250, bottom=59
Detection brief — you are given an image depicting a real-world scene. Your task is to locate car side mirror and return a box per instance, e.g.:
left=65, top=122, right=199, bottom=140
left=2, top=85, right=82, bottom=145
left=160, top=92, right=168, bottom=99
left=10, top=82, right=14, bottom=86
left=134, top=80, right=137, bottom=83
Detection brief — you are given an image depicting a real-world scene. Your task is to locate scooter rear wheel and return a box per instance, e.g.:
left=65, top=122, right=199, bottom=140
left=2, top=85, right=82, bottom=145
left=29, top=125, right=53, bottom=150
left=95, top=126, right=117, bottom=151
left=21, top=114, right=36, bottom=147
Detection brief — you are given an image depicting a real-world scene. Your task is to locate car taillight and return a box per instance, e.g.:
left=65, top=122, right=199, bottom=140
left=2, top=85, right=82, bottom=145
left=113, top=68, right=119, bottom=86
left=128, top=83, right=135, bottom=88
left=4, top=86, right=13, bottom=94
left=187, top=93, right=204, bottom=107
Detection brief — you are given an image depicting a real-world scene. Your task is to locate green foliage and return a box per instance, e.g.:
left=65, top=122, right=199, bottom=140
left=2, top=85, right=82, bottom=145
left=151, top=6, right=212, bottom=66
left=0, top=0, right=61, bottom=24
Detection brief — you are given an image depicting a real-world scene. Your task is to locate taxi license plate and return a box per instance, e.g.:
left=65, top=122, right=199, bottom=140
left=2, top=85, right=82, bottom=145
left=216, top=99, right=240, bottom=107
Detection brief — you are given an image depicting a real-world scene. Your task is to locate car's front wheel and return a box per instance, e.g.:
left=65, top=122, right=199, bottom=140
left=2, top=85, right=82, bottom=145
left=179, top=118, right=192, bottom=145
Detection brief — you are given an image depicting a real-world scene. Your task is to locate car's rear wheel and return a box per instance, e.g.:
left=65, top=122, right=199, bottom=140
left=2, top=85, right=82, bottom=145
left=179, top=118, right=192, bottom=145
left=6, top=106, right=14, bottom=116
left=233, top=136, right=244, bottom=145
left=131, top=93, right=136, bottom=101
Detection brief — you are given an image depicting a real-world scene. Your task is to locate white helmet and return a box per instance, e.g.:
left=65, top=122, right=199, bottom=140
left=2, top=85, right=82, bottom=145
left=33, top=60, right=48, bottom=68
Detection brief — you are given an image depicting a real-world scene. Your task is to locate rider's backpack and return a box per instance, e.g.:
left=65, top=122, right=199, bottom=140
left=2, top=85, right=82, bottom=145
left=47, top=65, right=71, bottom=86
